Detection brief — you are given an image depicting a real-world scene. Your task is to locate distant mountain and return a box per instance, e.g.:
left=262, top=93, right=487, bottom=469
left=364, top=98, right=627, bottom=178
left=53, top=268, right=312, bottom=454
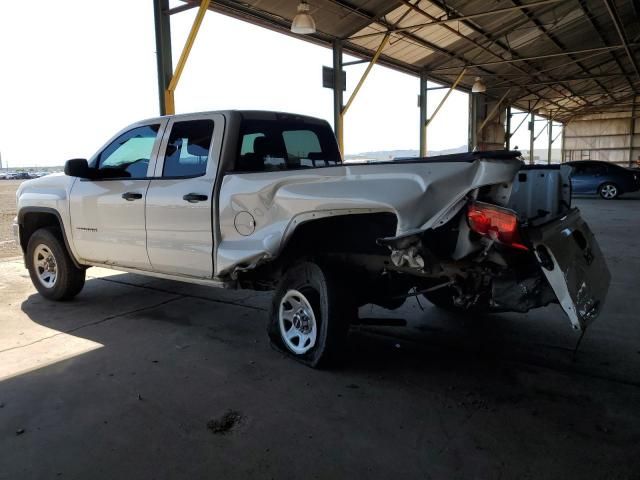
left=345, top=145, right=467, bottom=162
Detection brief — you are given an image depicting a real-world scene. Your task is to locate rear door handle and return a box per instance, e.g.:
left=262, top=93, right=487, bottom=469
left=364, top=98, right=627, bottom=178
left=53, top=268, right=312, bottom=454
left=122, top=192, right=143, bottom=201
left=183, top=193, right=208, bottom=203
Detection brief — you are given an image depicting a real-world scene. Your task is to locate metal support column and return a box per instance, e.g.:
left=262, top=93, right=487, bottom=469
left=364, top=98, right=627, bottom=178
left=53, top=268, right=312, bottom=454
left=561, top=123, right=566, bottom=162
left=630, top=102, right=636, bottom=167
left=529, top=111, right=535, bottom=164
left=547, top=118, right=553, bottom=164
left=475, top=88, right=511, bottom=148
left=165, top=0, right=211, bottom=115
left=468, top=94, right=476, bottom=151
left=153, top=0, right=173, bottom=116
left=419, top=74, right=428, bottom=157
left=505, top=105, right=511, bottom=150
left=332, top=40, right=344, bottom=155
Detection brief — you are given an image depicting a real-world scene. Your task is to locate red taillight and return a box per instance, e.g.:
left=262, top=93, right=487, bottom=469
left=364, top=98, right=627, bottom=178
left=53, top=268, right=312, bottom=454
left=467, top=202, right=528, bottom=250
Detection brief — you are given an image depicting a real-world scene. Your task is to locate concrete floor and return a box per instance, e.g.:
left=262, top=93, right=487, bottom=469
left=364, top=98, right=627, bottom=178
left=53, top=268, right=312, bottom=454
left=1, top=195, right=639, bottom=480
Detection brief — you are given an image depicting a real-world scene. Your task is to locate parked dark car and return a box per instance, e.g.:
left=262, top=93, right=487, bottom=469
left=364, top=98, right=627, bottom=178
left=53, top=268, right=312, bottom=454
left=566, top=160, right=640, bottom=199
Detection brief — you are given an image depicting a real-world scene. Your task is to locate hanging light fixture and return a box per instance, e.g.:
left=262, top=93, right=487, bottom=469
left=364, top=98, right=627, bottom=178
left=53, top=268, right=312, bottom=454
left=291, top=1, right=316, bottom=35
left=471, top=76, right=486, bottom=93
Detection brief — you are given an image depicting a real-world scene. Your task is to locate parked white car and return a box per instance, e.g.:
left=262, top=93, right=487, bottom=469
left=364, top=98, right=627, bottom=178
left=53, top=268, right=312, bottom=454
left=14, top=111, right=610, bottom=367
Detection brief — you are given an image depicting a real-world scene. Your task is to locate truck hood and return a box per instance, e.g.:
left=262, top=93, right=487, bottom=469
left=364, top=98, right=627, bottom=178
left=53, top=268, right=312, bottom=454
left=216, top=157, right=522, bottom=275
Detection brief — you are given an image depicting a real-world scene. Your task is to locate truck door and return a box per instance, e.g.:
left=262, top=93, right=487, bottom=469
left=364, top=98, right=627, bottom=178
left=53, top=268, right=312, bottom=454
left=145, top=113, right=224, bottom=278
left=69, top=121, right=166, bottom=269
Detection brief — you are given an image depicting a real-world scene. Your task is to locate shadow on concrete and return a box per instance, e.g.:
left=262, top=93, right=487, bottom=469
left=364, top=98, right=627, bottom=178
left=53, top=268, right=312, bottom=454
left=15, top=271, right=637, bottom=386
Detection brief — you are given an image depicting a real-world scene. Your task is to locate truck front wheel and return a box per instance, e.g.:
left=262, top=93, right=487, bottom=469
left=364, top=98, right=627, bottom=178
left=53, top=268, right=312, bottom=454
left=268, top=261, right=354, bottom=368
left=26, top=227, right=86, bottom=301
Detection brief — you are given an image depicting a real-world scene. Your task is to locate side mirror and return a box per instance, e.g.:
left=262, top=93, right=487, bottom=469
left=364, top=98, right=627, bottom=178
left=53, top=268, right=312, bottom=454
left=64, top=159, right=92, bottom=178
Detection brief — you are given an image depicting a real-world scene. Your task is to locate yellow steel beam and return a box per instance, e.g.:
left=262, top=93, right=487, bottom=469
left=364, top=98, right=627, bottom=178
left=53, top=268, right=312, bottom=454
left=425, top=68, right=466, bottom=128
left=476, top=87, right=512, bottom=136
left=342, top=33, right=391, bottom=116
left=164, top=0, right=211, bottom=115
left=337, top=117, right=344, bottom=157
left=338, top=33, right=391, bottom=154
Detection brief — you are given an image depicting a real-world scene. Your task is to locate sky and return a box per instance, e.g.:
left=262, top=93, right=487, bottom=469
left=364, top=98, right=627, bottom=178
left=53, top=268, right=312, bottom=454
left=0, top=0, right=543, bottom=167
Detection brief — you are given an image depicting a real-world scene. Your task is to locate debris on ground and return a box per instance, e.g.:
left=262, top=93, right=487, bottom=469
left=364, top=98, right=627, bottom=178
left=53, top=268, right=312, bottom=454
left=207, top=410, right=243, bottom=434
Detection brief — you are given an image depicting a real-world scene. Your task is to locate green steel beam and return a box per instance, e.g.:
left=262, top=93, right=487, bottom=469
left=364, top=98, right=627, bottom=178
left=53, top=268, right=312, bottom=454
left=153, top=0, right=173, bottom=116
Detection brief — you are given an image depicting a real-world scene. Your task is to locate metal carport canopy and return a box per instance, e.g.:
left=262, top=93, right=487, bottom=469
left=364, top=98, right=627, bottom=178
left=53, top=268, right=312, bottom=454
left=167, top=0, right=640, bottom=122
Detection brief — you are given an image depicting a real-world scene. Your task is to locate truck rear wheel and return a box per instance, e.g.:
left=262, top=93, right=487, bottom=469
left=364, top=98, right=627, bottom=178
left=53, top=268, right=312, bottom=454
left=268, top=261, right=354, bottom=368
left=26, top=227, right=85, bottom=301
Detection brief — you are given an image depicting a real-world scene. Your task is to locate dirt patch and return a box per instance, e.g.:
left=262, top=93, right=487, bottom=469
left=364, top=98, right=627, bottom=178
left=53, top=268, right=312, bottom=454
left=206, top=410, right=243, bottom=434
left=0, top=180, right=22, bottom=259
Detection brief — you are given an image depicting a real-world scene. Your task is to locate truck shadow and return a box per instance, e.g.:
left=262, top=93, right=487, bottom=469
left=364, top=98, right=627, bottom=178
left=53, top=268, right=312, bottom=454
left=6, top=273, right=640, bottom=479
left=16, top=271, right=636, bottom=386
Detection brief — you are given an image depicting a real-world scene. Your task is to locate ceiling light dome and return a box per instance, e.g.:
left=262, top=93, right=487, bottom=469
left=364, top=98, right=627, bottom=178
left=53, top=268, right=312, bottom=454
left=291, top=1, right=316, bottom=35
left=471, top=76, right=486, bottom=93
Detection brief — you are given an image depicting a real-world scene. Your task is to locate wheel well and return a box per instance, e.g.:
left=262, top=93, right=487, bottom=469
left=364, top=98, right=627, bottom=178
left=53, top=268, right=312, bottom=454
left=237, top=212, right=398, bottom=290
left=19, top=212, right=63, bottom=253
left=281, top=212, right=398, bottom=258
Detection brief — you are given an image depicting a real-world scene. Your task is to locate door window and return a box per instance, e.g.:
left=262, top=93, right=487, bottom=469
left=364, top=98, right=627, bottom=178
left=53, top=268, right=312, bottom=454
left=95, top=125, right=160, bottom=179
left=162, top=120, right=214, bottom=177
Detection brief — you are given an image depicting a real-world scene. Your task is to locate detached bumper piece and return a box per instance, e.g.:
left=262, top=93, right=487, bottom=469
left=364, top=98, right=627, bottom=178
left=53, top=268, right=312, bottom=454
left=492, top=270, right=557, bottom=313
left=527, top=208, right=610, bottom=330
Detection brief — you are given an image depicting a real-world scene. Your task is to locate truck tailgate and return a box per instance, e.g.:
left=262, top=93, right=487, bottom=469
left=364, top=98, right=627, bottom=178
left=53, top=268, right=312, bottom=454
left=527, top=208, right=610, bottom=330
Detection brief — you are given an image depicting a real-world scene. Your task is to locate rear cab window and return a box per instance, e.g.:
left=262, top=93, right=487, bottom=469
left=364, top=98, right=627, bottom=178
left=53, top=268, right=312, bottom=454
left=235, top=115, right=341, bottom=172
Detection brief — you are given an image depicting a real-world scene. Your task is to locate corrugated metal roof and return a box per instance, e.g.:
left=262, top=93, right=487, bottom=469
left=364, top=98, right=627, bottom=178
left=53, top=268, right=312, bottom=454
left=184, top=0, right=640, bottom=120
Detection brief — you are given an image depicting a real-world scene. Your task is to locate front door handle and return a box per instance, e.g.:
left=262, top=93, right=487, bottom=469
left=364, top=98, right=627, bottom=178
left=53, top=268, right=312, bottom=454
left=122, top=192, right=143, bottom=201
left=183, top=193, right=208, bottom=203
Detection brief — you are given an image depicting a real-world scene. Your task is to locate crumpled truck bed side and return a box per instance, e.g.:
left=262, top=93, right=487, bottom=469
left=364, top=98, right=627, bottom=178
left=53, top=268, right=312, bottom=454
left=215, top=158, right=521, bottom=277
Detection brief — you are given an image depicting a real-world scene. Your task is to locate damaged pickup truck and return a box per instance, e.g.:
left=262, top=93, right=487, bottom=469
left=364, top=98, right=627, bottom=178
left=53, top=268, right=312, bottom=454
left=14, top=110, right=610, bottom=367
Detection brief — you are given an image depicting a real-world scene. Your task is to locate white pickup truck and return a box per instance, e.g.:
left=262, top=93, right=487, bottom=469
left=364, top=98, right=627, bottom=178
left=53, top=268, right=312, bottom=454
left=14, top=110, right=610, bottom=367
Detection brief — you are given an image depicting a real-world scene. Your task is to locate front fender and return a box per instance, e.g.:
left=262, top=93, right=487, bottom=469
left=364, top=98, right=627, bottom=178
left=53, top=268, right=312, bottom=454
left=16, top=174, right=82, bottom=266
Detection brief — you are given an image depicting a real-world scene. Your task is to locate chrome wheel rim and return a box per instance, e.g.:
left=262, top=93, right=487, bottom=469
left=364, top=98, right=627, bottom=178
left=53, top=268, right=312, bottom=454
left=33, top=244, right=57, bottom=289
left=601, top=184, right=617, bottom=199
left=279, top=289, right=317, bottom=355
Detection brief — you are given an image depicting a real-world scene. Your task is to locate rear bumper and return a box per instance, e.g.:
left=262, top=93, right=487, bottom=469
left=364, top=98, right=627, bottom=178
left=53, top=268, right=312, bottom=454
left=526, top=209, right=610, bottom=330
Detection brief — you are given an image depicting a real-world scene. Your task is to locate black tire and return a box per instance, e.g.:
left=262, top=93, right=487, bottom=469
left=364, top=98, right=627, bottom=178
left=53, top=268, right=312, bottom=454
left=26, top=227, right=86, bottom=301
left=268, top=261, right=355, bottom=368
left=598, top=182, right=619, bottom=200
